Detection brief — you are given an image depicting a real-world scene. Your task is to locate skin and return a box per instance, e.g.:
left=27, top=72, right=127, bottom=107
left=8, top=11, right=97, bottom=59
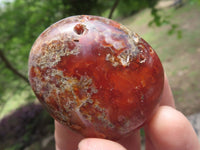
left=54, top=74, right=200, bottom=150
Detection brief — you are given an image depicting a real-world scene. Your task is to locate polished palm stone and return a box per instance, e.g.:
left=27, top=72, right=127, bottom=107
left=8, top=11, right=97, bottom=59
left=28, top=15, right=164, bottom=140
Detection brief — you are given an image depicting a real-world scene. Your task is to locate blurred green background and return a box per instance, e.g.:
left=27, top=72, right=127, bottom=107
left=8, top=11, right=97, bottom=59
left=0, top=0, right=200, bottom=149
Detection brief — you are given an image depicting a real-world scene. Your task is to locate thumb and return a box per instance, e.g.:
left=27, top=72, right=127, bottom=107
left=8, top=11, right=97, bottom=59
left=78, top=138, right=127, bottom=150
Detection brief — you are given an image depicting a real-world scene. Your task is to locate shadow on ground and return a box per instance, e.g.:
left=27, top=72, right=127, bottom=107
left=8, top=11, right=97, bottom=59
left=0, top=103, right=55, bottom=150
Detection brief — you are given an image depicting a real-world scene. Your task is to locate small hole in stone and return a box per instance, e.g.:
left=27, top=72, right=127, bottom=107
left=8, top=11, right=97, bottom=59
left=73, top=39, right=79, bottom=42
left=74, top=24, right=86, bottom=35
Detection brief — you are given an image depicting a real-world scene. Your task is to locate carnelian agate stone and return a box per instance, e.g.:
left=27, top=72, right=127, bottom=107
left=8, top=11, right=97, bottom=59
left=28, top=15, right=164, bottom=140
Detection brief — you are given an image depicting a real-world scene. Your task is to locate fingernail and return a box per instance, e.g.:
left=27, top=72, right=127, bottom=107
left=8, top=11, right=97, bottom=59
left=78, top=139, right=87, bottom=150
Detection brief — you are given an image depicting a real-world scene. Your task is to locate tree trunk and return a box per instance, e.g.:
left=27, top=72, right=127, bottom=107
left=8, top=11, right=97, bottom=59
left=108, top=0, right=120, bottom=19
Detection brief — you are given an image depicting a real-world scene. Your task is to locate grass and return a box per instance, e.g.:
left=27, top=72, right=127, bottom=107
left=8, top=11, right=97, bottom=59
left=122, top=3, right=200, bottom=58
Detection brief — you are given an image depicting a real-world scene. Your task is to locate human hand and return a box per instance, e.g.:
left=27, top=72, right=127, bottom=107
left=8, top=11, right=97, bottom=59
left=55, top=75, right=200, bottom=150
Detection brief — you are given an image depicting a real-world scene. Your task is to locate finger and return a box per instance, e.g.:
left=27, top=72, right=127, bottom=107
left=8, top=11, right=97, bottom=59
left=78, top=138, right=127, bottom=150
left=54, top=120, right=84, bottom=150
left=144, top=73, right=175, bottom=149
left=145, top=106, right=200, bottom=150
left=159, top=73, right=175, bottom=107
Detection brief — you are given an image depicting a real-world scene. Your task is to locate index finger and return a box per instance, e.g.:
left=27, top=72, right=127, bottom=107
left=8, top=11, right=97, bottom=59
left=159, top=73, right=175, bottom=107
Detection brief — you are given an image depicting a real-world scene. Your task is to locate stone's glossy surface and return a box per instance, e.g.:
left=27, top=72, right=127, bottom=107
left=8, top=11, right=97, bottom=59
left=28, top=15, right=164, bottom=140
